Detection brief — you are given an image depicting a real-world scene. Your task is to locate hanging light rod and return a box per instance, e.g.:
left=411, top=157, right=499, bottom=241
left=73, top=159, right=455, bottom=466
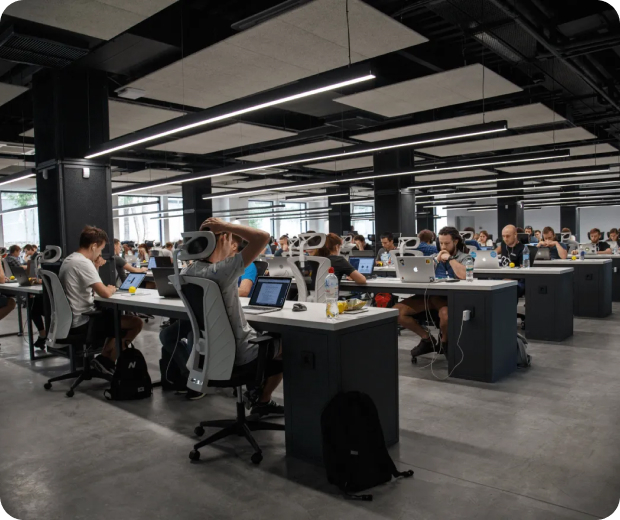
left=284, top=191, right=350, bottom=201
left=0, top=169, right=36, bottom=187
left=202, top=149, right=571, bottom=201
left=331, top=198, right=375, bottom=205
left=86, top=72, right=376, bottom=160
left=113, top=120, right=508, bottom=195
left=113, top=199, right=160, bottom=210
left=219, top=207, right=331, bottom=220
left=212, top=204, right=286, bottom=215
left=522, top=193, right=620, bottom=204
left=114, top=209, right=189, bottom=219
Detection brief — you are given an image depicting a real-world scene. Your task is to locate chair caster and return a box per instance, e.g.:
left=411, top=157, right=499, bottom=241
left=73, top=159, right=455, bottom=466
left=194, top=426, right=205, bottom=437
left=189, top=450, right=200, bottom=461
left=44, top=383, right=52, bottom=390
left=66, top=390, right=74, bottom=398
left=251, top=452, right=263, bottom=465
left=411, top=357, right=417, bottom=364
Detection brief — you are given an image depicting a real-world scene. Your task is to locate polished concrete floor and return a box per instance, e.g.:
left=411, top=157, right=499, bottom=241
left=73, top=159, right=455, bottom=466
left=1, top=305, right=619, bottom=520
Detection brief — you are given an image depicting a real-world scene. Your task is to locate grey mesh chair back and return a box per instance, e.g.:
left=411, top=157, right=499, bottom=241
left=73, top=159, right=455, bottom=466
left=40, top=270, right=73, bottom=349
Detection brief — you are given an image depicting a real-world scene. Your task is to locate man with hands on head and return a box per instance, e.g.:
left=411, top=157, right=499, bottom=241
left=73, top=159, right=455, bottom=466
left=538, top=226, right=568, bottom=259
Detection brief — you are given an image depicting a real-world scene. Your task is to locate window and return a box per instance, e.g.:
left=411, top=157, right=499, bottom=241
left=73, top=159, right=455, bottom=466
left=116, top=195, right=161, bottom=244
left=352, top=204, right=374, bottom=238
left=167, top=197, right=183, bottom=243
left=247, top=200, right=274, bottom=235
left=278, top=202, right=306, bottom=237
left=2, top=192, right=39, bottom=247
left=434, top=206, right=446, bottom=233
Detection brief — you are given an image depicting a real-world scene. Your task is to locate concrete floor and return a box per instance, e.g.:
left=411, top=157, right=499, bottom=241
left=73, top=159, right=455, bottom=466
left=0, top=306, right=619, bottom=520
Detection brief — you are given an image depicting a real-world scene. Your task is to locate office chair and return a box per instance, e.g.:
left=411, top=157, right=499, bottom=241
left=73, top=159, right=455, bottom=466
left=170, top=232, right=284, bottom=464
left=253, top=260, right=268, bottom=277
left=286, top=233, right=330, bottom=303
left=2, top=257, right=14, bottom=278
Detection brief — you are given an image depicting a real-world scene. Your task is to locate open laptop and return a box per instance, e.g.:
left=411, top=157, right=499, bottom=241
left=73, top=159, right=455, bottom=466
left=348, top=256, right=375, bottom=278
left=394, top=256, right=437, bottom=283
left=527, top=245, right=538, bottom=267
left=265, top=257, right=293, bottom=277
left=536, top=247, right=551, bottom=260
left=147, top=256, right=157, bottom=269
left=118, top=272, right=146, bottom=293
left=471, top=250, right=501, bottom=269
left=154, top=256, right=172, bottom=267
left=152, top=267, right=178, bottom=298
left=8, top=268, right=30, bottom=286
left=242, top=276, right=291, bottom=314
left=578, top=243, right=596, bottom=253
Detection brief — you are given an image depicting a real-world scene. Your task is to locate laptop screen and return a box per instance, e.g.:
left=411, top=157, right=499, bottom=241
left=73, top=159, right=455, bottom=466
left=120, top=273, right=146, bottom=291
left=148, top=256, right=157, bottom=269
left=248, top=277, right=291, bottom=307
left=349, top=257, right=374, bottom=274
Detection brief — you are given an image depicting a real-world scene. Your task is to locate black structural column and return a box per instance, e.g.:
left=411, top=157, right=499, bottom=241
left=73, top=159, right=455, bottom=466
left=33, top=69, right=115, bottom=283
left=182, top=179, right=213, bottom=231
left=415, top=188, right=435, bottom=232
left=560, top=188, right=579, bottom=241
left=327, top=188, right=351, bottom=235
left=497, top=174, right=524, bottom=232
left=373, top=150, right=416, bottom=236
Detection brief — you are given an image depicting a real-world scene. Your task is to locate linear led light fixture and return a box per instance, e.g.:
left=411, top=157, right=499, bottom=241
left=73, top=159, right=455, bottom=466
left=151, top=214, right=184, bottom=221
left=523, top=198, right=620, bottom=207
left=285, top=192, right=350, bottom=202
left=113, top=200, right=160, bottom=210
left=0, top=170, right=36, bottom=187
left=331, top=198, right=375, bottom=205
left=113, top=121, right=508, bottom=195
left=467, top=207, right=498, bottom=212
left=86, top=73, right=375, bottom=159
left=113, top=207, right=190, bottom=218
left=202, top=150, right=571, bottom=201
left=522, top=193, right=620, bottom=204
left=212, top=204, right=286, bottom=216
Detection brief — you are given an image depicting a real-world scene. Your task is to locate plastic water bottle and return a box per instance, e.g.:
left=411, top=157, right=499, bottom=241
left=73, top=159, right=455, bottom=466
left=580, top=250, right=586, bottom=261
left=522, top=248, right=530, bottom=269
left=465, top=256, right=474, bottom=282
left=381, top=251, right=389, bottom=266
left=325, top=267, right=339, bottom=319
left=613, top=245, right=619, bottom=256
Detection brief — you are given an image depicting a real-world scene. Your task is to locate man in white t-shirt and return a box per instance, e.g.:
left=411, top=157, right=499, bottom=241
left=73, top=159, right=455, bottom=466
left=59, top=226, right=144, bottom=376
left=161, top=242, right=174, bottom=258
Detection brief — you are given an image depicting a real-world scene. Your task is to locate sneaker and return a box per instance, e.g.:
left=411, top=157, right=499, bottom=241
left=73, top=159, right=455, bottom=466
left=34, top=336, right=47, bottom=351
left=186, top=389, right=207, bottom=401
left=251, top=400, right=284, bottom=417
left=91, top=355, right=115, bottom=377
left=410, top=336, right=437, bottom=359
left=243, top=387, right=262, bottom=410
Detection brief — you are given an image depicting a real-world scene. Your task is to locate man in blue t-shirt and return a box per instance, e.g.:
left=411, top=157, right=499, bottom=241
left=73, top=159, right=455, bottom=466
left=417, top=229, right=438, bottom=256
left=231, top=235, right=258, bottom=297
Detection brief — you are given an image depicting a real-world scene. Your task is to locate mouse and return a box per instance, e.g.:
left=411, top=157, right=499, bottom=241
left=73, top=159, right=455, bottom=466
left=292, top=303, right=307, bottom=312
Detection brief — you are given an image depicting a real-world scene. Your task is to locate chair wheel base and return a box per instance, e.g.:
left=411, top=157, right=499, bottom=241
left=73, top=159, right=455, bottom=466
left=251, top=452, right=263, bottom=465
left=194, top=426, right=205, bottom=437
left=44, top=383, right=52, bottom=390
left=66, top=390, right=74, bottom=398
left=189, top=450, right=200, bottom=461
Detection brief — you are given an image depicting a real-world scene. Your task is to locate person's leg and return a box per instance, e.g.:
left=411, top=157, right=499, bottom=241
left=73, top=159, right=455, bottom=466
left=101, top=315, right=143, bottom=361
left=394, top=297, right=430, bottom=338
left=29, top=296, right=46, bottom=344
left=0, top=297, right=16, bottom=321
left=159, top=320, right=191, bottom=379
left=429, top=296, right=449, bottom=346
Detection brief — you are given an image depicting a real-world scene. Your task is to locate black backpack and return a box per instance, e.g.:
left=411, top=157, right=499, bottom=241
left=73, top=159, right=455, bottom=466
left=104, top=346, right=152, bottom=401
left=321, top=391, right=413, bottom=500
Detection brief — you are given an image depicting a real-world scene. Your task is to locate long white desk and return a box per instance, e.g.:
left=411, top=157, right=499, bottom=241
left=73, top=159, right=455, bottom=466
left=95, top=289, right=399, bottom=465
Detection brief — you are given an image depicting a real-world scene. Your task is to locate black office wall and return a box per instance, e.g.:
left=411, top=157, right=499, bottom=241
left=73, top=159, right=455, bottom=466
left=182, top=179, right=213, bottom=231
left=327, top=188, right=351, bottom=235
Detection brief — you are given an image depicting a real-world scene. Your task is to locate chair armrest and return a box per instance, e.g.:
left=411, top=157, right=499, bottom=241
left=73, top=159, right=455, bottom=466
left=249, top=335, right=274, bottom=386
left=83, top=310, right=103, bottom=317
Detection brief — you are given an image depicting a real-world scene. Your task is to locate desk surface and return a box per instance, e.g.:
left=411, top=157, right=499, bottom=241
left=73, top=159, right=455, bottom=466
left=376, top=266, right=572, bottom=275
left=95, top=290, right=398, bottom=331
left=585, top=254, right=620, bottom=259
left=0, top=283, right=43, bottom=294
left=536, top=259, right=611, bottom=265
left=341, top=278, right=516, bottom=291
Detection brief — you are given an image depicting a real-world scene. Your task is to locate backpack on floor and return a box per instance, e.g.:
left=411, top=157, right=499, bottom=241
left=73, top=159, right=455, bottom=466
left=321, top=391, right=413, bottom=500
left=104, top=345, right=152, bottom=400
left=517, top=333, right=531, bottom=368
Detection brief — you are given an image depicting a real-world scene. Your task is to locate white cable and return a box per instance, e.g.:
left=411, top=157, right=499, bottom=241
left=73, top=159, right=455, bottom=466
left=418, top=286, right=441, bottom=370
left=430, top=317, right=465, bottom=381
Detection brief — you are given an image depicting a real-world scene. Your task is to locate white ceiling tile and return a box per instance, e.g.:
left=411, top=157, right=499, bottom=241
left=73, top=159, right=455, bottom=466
left=568, top=143, right=618, bottom=156
left=333, top=64, right=522, bottom=117
left=499, top=156, right=620, bottom=173
left=544, top=173, right=620, bottom=183
left=414, top=169, right=497, bottom=182
left=112, top=169, right=187, bottom=182
left=418, top=127, right=596, bottom=157
left=108, top=101, right=184, bottom=139
left=0, top=83, right=28, bottom=108
left=237, top=139, right=352, bottom=162
left=353, top=103, right=565, bottom=142
left=148, top=123, right=296, bottom=154
left=306, top=156, right=373, bottom=171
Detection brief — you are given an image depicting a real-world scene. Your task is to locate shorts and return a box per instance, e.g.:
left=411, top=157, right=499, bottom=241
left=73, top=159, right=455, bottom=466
left=232, top=356, right=283, bottom=381
left=70, top=308, right=117, bottom=346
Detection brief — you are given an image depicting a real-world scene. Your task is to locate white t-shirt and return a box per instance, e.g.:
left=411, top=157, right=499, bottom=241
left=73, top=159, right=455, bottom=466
left=59, top=252, right=102, bottom=328
left=183, top=253, right=258, bottom=366
left=160, top=249, right=173, bottom=258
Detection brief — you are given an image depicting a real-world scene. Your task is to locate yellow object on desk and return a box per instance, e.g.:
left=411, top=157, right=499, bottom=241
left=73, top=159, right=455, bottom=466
left=337, top=301, right=347, bottom=314
left=509, top=262, right=515, bottom=268
left=9, top=276, right=14, bottom=280
left=571, top=255, right=577, bottom=261
left=128, top=286, right=136, bottom=294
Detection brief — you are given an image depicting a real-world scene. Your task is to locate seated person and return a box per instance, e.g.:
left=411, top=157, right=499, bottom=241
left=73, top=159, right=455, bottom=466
left=230, top=235, right=258, bottom=297
left=538, top=226, right=568, bottom=259
left=572, top=228, right=611, bottom=255
left=121, top=241, right=134, bottom=257
left=495, top=225, right=526, bottom=298
left=22, top=244, right=36, bottom=263
left=312, top=233, right=366, bottom=284
left=477, top=230, right=493, bottom=248
left=417, top=229, right=438, bottom=256
left=163, top=219, right=284, bottom=415
left=395, top=227, right=470, bottom=359
left=6, top=245, right=26, bottom=271
left=353, top=235, right=372, bottom=251
left=161, top=242, right=174, bottom=258
left=534, top=229, right=542, bottom=242
left=0, top=260, right=16, bottom=322
left=112, top=239, right=147, bottom=285
left=524, top=226, right=538, bottom=243
left=137, top=243, right=150, bottom=262
left=608, top=228, right=619, bottom=249
left=274, top=235, right=289, bottom=257
left=376, top=232, right=396, bottom=264
left=59, top=226, right=143, bottom=376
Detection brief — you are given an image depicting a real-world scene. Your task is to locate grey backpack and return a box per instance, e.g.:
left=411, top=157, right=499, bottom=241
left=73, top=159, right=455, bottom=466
left=517, top=333, right=531, bottom=368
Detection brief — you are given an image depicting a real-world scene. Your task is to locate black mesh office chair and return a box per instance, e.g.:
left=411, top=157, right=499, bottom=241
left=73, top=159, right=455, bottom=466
left=253, top=260, right=268, bottom=277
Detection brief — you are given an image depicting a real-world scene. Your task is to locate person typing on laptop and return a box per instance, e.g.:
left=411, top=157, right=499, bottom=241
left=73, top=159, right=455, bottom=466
left=395, top=227, right=469, bottom=360
left=112, top=238, right=147, bottom=285
left=312, top=233, right=366, bottom=284
left=538, top=226, right=568, bottom=259
left=570, top=228, right=611, bottom=255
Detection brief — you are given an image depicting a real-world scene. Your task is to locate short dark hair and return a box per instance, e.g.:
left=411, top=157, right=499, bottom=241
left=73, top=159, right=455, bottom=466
left=418, top=229, right=434, bottom=243
left=534, top=229, right=541, bottom=234
left=609, top=228, right=618, bottom=235
left=463, top=226, right=475, bottom=232
left=353, top=234, right=365, bottom=242
left=9, top=245, right=21, bottom=255
left=231, top=234, right=247, bottom=252
left=113, top=238, right=120, bottom=245
left=438, top=226, right=466, bottom=252
left=590, top=227, right=601, bottom=235
left=279, top=235, right=289, bottom=242
left=525, top=225, right=533, bottom=231
left=165, top=242, right=173, bottom=248
left=516, top=227, right=525, bottom=233
left=542, top=226, right=555, bottom=236
left=79, top=226, right=109, bottom=249
left=380, top=232, right=394, bottom=242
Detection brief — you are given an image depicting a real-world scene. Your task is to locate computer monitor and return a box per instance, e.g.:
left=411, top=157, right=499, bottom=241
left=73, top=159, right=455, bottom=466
left=348, top=257, right=374, bottom=275
left=517, top=233, right=530, bottom=245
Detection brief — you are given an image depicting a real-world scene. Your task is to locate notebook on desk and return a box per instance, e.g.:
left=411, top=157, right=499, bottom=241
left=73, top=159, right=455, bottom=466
left=242, top=277, right=291, bottom=314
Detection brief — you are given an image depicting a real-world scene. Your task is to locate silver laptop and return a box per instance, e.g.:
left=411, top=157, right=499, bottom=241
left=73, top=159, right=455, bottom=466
left=394, top=256, right=437, bottom=283
left=242, top=276, right=292, bottom=315
left=265, top=257, right=294, bottom=277
left=536, top=248, right=551, bottom=260
left=471, top=250, right=501, bottom=269
left=578, top=243, right=597, bottom=253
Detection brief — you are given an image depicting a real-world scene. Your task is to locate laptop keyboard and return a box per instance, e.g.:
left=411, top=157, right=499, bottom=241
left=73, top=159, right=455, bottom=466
left=243, top=305, right=273, bottom=310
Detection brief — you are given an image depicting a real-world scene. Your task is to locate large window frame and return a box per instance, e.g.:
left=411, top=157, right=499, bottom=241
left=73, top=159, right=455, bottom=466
left=116, top=195, right=162, bottom=245
left=1, top=191, right=39, bottom=248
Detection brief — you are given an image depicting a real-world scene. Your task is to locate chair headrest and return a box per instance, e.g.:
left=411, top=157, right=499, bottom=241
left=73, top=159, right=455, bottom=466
left=398, top=237, right=420, bottom=255
left=560, top=232, right=571, bottom=242
left=41, top=246, right=62, bottom=263
left=460, top=231, right=474, bottom=241
left=0, top=247, right=6, bottom=256
left=178, top=231, right=217, bottom=261
left=298, top=232, right=326, bottom=250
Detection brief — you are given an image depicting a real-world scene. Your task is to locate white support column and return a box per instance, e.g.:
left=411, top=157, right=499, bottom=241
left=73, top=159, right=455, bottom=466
left=161, top=196, right=170, bottom=243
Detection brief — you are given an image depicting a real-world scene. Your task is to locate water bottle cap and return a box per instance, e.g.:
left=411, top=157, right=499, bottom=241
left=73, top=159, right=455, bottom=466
left=328, top=267, right=334, bottom=273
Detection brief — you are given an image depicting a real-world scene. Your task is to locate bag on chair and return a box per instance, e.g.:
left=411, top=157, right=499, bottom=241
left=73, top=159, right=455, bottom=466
left=104, top=345, right=152, bottom=400
left=321, top=391, right=413, bottom=500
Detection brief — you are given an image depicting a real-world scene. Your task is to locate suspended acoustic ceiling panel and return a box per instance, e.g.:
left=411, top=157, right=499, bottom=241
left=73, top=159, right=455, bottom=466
left=418, top=127, right=595, bottom=157
left=333, top=64, right=522, bottom=117
left=0, top=82, right=28, bottom=108
left=125, top=0, right=427, bottom=109
left=4, top=0, right=178, bottom=40
left=414, top=169, right=498, bottom=182
left=352, top=103, right=564, bottom=142
left=306, top=156, right=374, bottom=171
left=215, top=178, right=296, bottom=190
left=568, top=143, right=618, bottom=156
left=499, top=155, right=620, bottom=173
left=237, top=139, right=352, bottom=162
left=148, top=123, right=296, bottom=155
left=111, top=169, right=187, bottom=183
left=543, top=173, right=620, bottom=183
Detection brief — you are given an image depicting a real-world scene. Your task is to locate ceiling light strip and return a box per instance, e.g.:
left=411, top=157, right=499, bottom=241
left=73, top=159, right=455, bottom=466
left=0, top=171, right=36, bottom=187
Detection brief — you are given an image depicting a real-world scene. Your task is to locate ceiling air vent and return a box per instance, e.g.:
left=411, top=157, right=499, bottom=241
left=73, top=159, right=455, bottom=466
left=0, top=27, right=89, bottom=68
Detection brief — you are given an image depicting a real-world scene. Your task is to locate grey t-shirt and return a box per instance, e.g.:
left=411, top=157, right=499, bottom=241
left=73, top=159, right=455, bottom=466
left=376, top=247, right=396, bottom=263
left=183, top=253, right=258, bottom=366
left=59, top=252, right=102, bottom=328
left=113, top=255, right=127, bottom=284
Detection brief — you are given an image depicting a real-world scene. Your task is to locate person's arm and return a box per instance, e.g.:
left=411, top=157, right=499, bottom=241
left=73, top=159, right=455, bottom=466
left=124, top=262, right=148, bottom=274
left=554, top=242, right=568, bottom=259
left=238, top=279, right=254, bottom=297
left=202, top=218, right=269, bottom=268
left=348, top=270, right=367, bottom=284
left=449, top=258, right=467, bottom=280
left=91, top=282, right=117, bottom=298
left=495, top=245, right=502, bottom=254
left=238, top=263, right=257, bottom=297
left=598, top=243, right=612, bottom=254
left=0, top=261, right=6, bottom=283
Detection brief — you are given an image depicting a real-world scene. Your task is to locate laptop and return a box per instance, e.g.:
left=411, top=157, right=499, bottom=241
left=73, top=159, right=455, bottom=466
left=118, top=272, right=146, bottom=293
left=9, top=268, right=30, bottom=286
left=394, top=256, right=437, bottom=283
left=348, top=256, right=375, bottom=278
left=536, top=248, right=551, bottom=260
left=350, top=250, right=375, bottom=258
left=147, top=256, right=157, bottom=269
left=265, top=257, right=293, bottom=277
left=242, top=276, right=292, bottom=315
left=154, top=256, right=172, bottom=267
left=471, top=250, right=501, bottom=269
left=152, top=267, right=178, bottom=298
left=578, top=243, right=596, bottom=253
left=527, top=245, right=538, bottom=267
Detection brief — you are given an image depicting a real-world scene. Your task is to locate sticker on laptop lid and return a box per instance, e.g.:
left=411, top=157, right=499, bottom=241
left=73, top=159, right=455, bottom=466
left=490, top=251, right=497, bottom=258
left=425, top=259, right=431, bottom=264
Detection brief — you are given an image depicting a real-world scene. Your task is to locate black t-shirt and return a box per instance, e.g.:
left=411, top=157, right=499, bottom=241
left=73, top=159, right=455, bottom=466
left=593, top=241, right=610, bottom=252
left=113, top=255, right=128, bottom=283
left=500, top=242, right=525, bottom=266
left=329, top=255, right=355, bottom=280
